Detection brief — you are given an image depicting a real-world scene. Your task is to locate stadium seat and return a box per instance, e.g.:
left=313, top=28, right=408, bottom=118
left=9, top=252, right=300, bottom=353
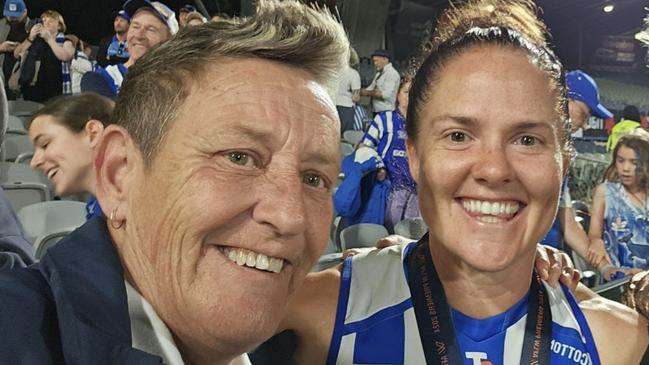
left=343, top=130, right=365, bottom=146
left=312, top=252, right=343, bottom=272
left=1, top=134, right=34, bottom=162
left=14, top=152, right=33, bottom=165
left=17, top=200, right=86, bottom=244
left=6, top=115, right=27, bottom=135
left=394, top=217, right=428, bottom=240
left=0, top=162, right=52, bottom=211
left=340, top=223, right=388, bottom=250
left=8, top=100, right=43, bottom=117
left=330, top=216, right=342, bottom=251
left=340, top=142, right=354, bottom=157
left=33, top=227, right=78, bottom=260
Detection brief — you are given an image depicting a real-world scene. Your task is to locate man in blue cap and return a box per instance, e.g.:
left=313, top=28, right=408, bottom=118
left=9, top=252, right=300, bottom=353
left=566, top=69, right=613, bottom=138
left=81, top=0, right=178, bottom=98
left=96, top=10, right=131, bottom=68
left=0, top=0, right=29, bottom=99
left=361, top=49, right=401, bottom=114
left=541, top=70, right=614, bottom=270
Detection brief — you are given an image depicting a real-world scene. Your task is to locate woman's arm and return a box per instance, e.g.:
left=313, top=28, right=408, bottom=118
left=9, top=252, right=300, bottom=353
left=14, top=23, right=41, bottom=59
left=45, top=38, right=74, bottom=62
left=37, top=26, right=74, bottom=62
left=581, top=296, right=649, bottom=365
left=587, top=184, right=611, bottom=269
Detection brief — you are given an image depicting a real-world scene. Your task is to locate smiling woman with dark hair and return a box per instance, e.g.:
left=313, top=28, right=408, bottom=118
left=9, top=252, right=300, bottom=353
left=281, top=0, right=649, bottom=363
left=28, top=93, right=113, bottom=218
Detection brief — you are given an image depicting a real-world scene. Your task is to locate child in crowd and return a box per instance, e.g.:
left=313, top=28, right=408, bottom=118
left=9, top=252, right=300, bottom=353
left=589, top=132, right=649, bottom=280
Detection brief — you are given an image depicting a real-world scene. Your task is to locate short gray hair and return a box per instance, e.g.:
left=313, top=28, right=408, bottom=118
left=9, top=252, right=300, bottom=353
left=113, top=0, right=349, bottom=165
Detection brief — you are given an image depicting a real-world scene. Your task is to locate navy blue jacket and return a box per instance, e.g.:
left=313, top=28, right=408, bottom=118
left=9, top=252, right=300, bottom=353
left=0, top=217, right=163, bottom=364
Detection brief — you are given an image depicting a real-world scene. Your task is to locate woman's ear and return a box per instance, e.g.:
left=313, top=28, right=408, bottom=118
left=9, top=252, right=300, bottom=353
left=85, top=119, right=105, bottom=149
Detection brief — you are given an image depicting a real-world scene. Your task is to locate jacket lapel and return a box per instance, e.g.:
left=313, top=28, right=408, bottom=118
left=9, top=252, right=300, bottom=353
left=39, top=217, right=163, bottom=364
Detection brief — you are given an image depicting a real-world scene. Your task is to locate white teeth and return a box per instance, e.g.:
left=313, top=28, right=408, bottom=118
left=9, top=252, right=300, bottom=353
left=246, top=251, right=256, bottom=267
left=256, top=254, right=269, bottom=271
left=47, top=168, right=57, bottom=179
left=227, top=248, right=237, bottom=262
left=476, top=216, right=505, bottom=223
left=462, top=199, right=520, bottom=219
left=269, top=257, right=283, bottom=273
left=220, top=247, right=284, bottom=273
left=236, top=250, right=246, bottom=266
left=480, top=201, right=490, bottom=215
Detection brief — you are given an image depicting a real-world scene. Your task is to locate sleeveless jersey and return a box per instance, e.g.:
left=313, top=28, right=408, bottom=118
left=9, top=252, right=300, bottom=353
left=603, top=181, right=649, bottom=269
left=326, top=242, right=600, bottom=365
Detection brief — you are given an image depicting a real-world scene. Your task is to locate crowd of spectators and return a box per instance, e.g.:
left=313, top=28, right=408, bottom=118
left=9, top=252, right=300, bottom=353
left=0, top=0, right=647, bottom=363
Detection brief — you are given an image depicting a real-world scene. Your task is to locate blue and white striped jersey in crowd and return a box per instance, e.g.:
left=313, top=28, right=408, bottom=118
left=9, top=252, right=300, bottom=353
left=58, top=34, right=72, bottom=96
left=327, top=243, right=600, bottom=365
left=360, top=110, right=416, bottom=192
left=353, top=104, right=366, bottom=131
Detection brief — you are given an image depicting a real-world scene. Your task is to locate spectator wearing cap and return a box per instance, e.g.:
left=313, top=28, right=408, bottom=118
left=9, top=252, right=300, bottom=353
left=540, top=69, right=615, bottom=270
left=360, top=49, right=400, bottom=114
left=0, top=0, right=30, bottom=99
left=96, top=10, right=131, bottom=68
left=566, top=69, right=613, bottom=138
left=81, top=0, right=178, bottom=99
left=179, top=4, right=197, bottom=28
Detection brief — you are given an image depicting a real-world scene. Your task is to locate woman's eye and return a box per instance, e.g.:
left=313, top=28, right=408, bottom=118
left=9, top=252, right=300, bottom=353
left=303, top=173, right=326, bottom=189
left=449, top=131, right=466, bottom=142
left=228, top=151, right=254, bottom=167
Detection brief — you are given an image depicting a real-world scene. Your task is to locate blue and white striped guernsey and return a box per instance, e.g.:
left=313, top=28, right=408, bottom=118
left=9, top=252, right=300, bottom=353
left=326, top=242, right=601, bottom=365
left=360, top=110, right=416, bottom=192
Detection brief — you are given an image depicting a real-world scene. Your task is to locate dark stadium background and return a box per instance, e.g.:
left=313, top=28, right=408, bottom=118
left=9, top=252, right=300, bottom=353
left=17, top=0, right=649, bottom=84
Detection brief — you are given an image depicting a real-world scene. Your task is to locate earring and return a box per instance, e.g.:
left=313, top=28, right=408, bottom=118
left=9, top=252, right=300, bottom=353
left=109, top=207, right=125, bottom=230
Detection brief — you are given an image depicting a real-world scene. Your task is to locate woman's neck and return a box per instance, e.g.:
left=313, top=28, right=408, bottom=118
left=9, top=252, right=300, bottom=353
left=428, top=242, right=536, bottom=319
left=84, top=174, right=97, bottom=196
left=397, top=105, right=407, bottom=118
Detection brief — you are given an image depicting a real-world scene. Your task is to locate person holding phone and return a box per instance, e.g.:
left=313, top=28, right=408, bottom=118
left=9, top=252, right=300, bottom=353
left=0, top=0, right=30, bottom=99
left=12, top=10, right=75, bottom=102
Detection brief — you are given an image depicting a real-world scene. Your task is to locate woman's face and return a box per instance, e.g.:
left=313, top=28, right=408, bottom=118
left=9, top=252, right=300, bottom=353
left=407, top=45, right=566, bottom=272
left=615, top=145, right=640, bottom=188
left=29, top=115, right=95, bottom=196
left=42, top=15, right=60, bottom=35
left=397, top=80, right=411, bottom=115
